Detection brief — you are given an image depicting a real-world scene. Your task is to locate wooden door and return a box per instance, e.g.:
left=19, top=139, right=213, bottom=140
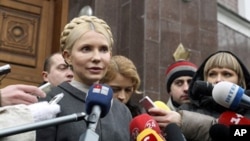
left=0, top=0, right=68, bottom=87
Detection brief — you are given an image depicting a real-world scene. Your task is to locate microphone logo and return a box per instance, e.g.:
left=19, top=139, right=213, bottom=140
left=92, top=84, right=109, bottom=95
left=230, top=114, right=244, bottom=125
left=225, top=84, right=237, bottom=104
left=141, top=134, right=157, bottom=141
left=145, top=119, right=157, bottom=129
left=131, top=128, right=140, bottom=140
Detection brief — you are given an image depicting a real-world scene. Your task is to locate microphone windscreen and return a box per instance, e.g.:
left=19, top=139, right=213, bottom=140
left=164, top=123, right=185, bottom=141
left=209, top=124, right=229, bottom=141
left=192, top=80, right=214, bottom=96
left=218, top=111, right=250, bottom=125
left=85, top=84, right=113, bottom=118
left=154, top=101, right=170, bottom=111
left=212, top=81, right=244, bottom=109
left=129, top=113, right=161, bottom=140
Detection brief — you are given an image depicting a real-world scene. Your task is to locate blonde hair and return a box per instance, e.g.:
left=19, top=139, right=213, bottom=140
left=101, top=55, right=142, bottom=94
left=204, top=52, right=246, bottom=88
left=60, top=15, right=114, bottom=52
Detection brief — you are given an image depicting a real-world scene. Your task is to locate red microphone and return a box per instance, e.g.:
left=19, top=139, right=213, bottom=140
left=129, top=113, right=164, bottom=141
left=218, top=111, right=250, bottom=126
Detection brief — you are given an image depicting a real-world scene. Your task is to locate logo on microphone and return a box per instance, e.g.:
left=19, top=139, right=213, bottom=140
left=225, top=84, right=237, bottom=104
left=92, top=84, right=109, bottom=95
left=141, top=134, right=157, bottom=141
left=230, top=114, right=244, bottom=125
left=131, top=128, right=140, bottom=140
left=145, top=119, right=157, bottom=129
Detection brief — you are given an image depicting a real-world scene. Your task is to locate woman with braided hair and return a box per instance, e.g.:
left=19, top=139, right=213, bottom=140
left=36, top=16, right=132, bottom=141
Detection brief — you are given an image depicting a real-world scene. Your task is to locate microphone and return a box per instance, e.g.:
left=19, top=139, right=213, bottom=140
left=209, top=124, right=229, bottom=141
left=0, top=112, right=86, bottom=137
left=154, top=101, right=171, bottom=111
left=129, top=113, right=163, bottom=141
left=191, top=80, right=214, bottom=96
left=164, top=123, right=186, bottom=141
left=136, top=128, right=164, bottom=141
left=0, top=64, right=11, bottom=75
left=218, top=111, right=250, bottom=126
left=212, top=81, right=250, bottom=109
left=79, top=84, right=113, bottom=141
left=85, top=84, right=113, bottom=119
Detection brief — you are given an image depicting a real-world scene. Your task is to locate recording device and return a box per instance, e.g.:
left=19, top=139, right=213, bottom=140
left=39, top=82, right=52, bottom=93
left=212, top=81, right=250, bottom=109
left=79, top=84, right=113, bottom=141
left=164, top=123, right=186, bottom=141
left=139, top=96, right=156, bottom=112
left=218, top=111, right=250, bottom=125
left=191, top=80, right=214, bottom=96
left=49, top=93, right=64, bottom=105
left=209, top=124, right=229, bottom=141
left=0, top=64, right=11, bottom=75
left=129, top=113, right=163, bottom=141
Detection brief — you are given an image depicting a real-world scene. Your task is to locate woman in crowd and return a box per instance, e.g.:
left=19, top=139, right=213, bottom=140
left=101, top=55, right=142, bottom=117
left=149, top=51, right=250, bottom=141
left=36, top=16, right=132, bottom=141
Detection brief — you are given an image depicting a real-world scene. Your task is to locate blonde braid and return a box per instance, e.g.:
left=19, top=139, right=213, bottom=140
left=60, top=15, right=114, bottom=52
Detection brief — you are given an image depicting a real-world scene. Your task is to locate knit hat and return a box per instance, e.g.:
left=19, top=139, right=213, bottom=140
left=165, top=60, right=197, bottom=93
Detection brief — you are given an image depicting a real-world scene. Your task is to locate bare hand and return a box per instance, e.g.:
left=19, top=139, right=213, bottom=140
left=1, top=84, right=46, bottom=106
left=148, top=107, right=181, bottom=128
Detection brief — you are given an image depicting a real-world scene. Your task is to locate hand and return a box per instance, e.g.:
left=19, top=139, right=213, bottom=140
left=148, top=107, right=181, bottom=128
left=28, top=101, right=61, bottom=122
left=0, top=84, right=46, bottom=106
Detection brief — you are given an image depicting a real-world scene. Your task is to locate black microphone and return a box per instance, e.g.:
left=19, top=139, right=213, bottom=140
left=191, top=80, right=214, bottom=96
left=209, top=124, right=229, bottom=141
left=79, top=84, right=113, bottom=141
left=0, top=64, right=11, bottom=75
left=164, top=123, right=186, bottom=141
left=0, top=112, right=86, bottom=137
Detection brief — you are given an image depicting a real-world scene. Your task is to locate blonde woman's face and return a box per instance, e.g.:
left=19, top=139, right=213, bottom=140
left=106, top=73, right=134, bottom=104
left=206, top=67, right=239, bottom=85
left=64, top=31, right=111, bottom=85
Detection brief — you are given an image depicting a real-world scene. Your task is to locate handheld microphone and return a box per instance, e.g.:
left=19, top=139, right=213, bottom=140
left=80, top=84, right=113, bottom=141
left=0, top=64, right=11, bottom=75
left=129, top=113, right=163, bottom=141
left=154, top=101, right=171, bottom=111
left=212, top=81, right=250, bottom=109
left=192, top=80, right=214, bottom=96
left=218, top=111, right=250, bottom=126
left=164, top=123, right=186, bottom=141
left=85, top=84, right=113, bottom=119
left=209, top=124, right=229, bottom=141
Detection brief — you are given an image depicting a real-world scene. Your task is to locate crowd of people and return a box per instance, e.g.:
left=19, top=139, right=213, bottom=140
left=0, top=15, right=249, bottom=141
